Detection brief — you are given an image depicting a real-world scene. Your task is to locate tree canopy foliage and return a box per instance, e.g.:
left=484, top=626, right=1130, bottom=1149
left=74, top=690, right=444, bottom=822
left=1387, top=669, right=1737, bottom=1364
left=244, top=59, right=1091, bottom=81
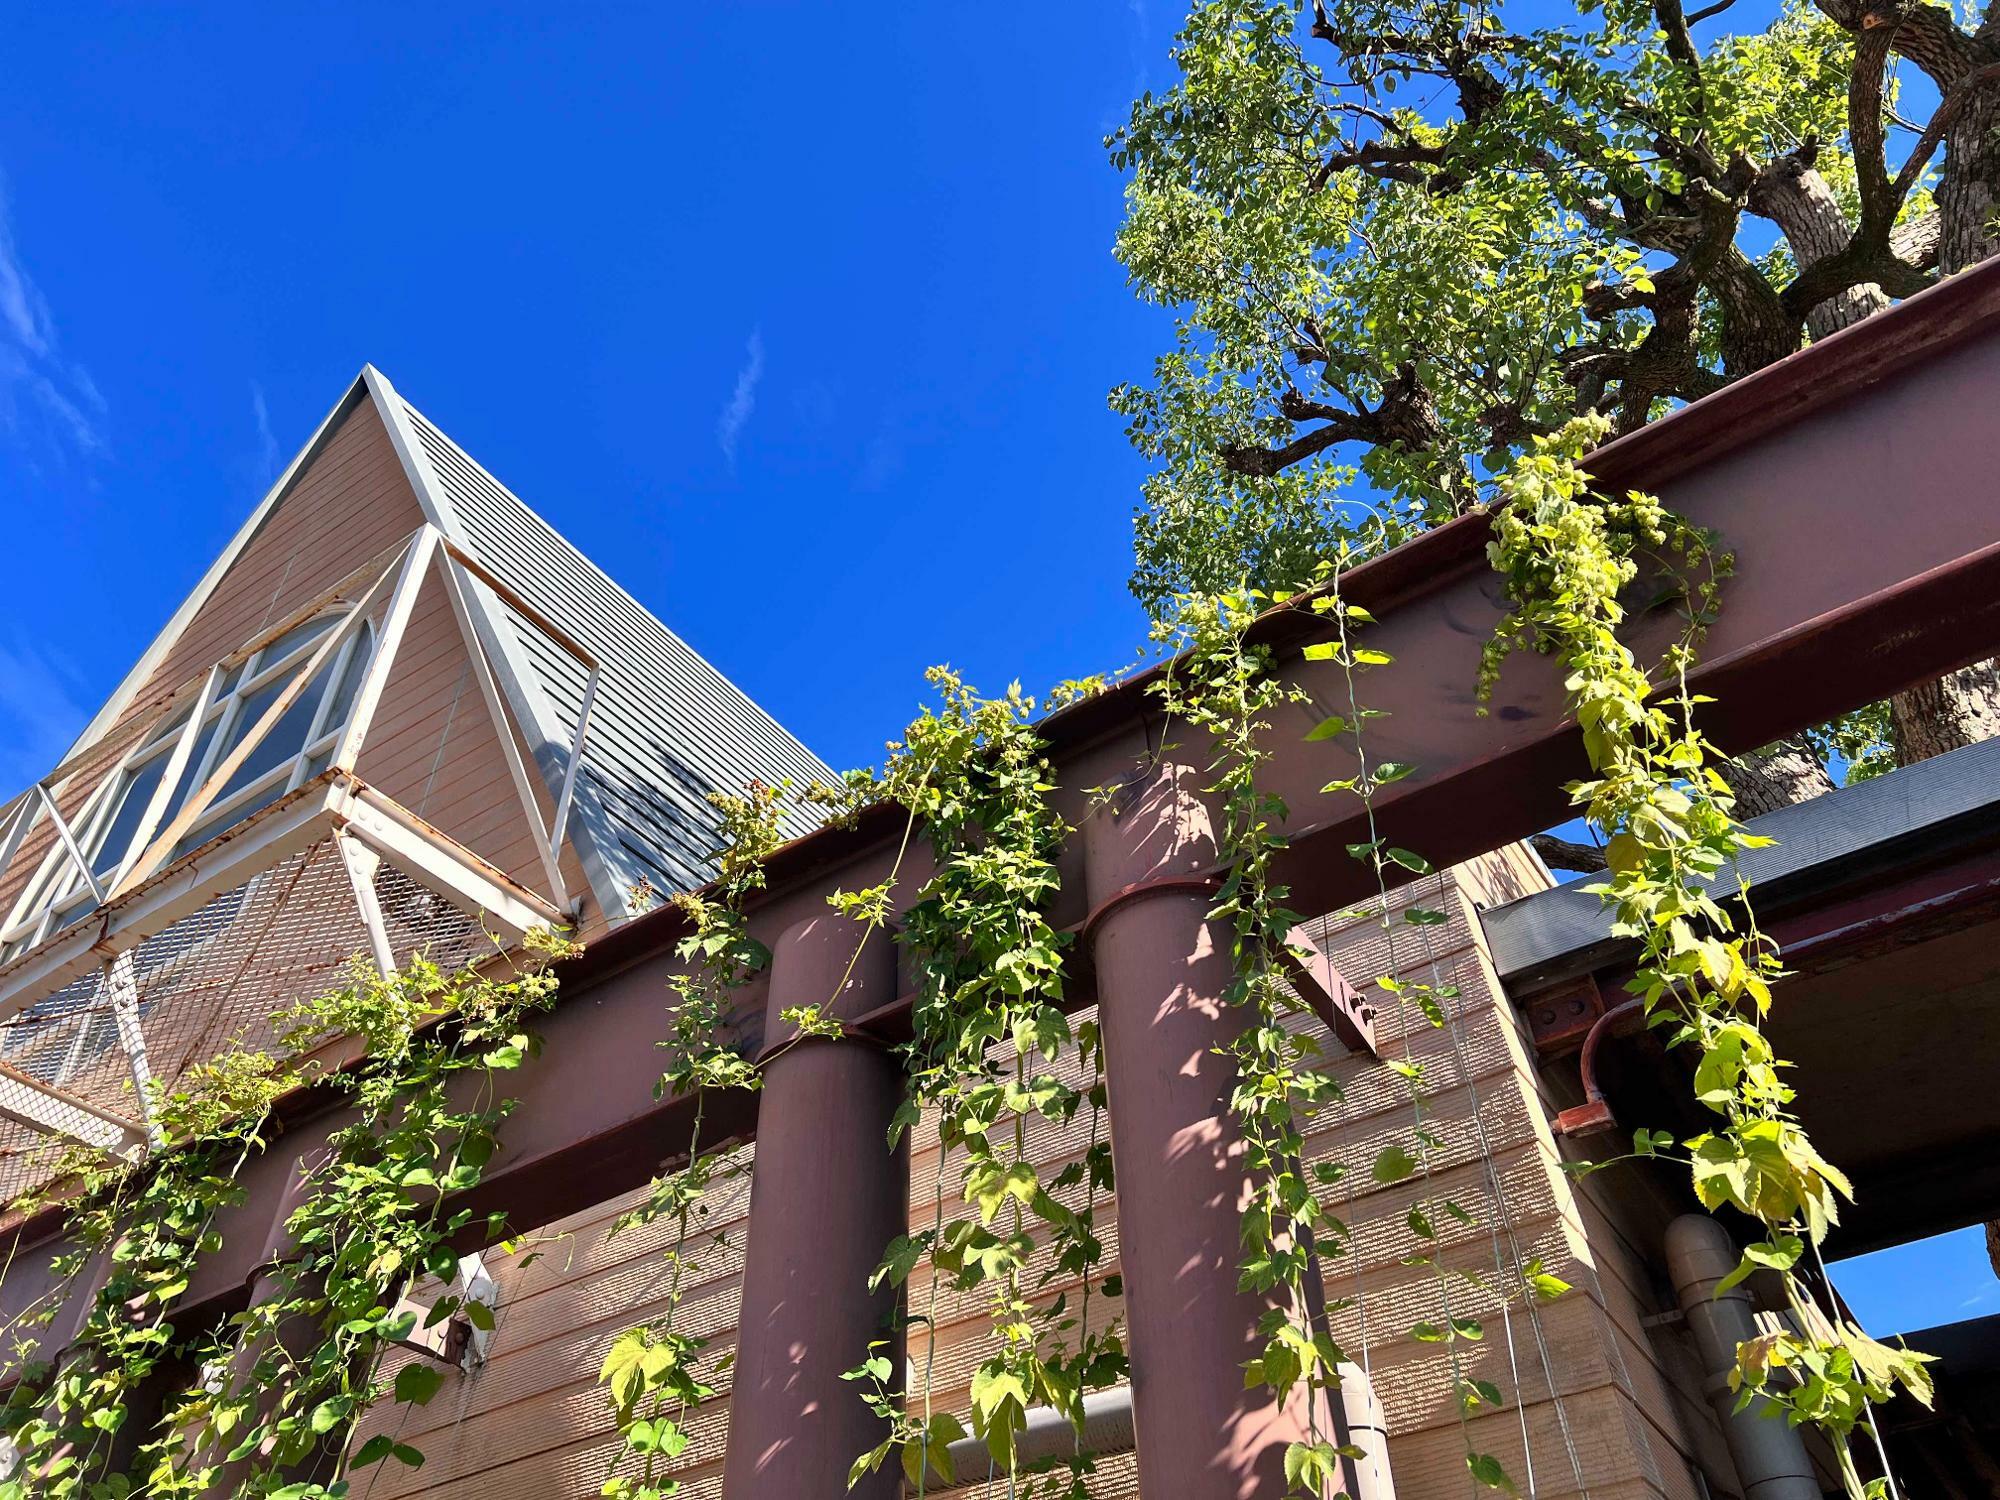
left=1111, top=0, right=1998, bottom=616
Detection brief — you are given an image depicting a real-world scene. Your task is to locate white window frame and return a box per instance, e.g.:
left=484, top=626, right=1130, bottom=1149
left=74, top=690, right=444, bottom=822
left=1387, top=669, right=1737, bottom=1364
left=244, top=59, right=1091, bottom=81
left=0, top=610, right=376, bottom=961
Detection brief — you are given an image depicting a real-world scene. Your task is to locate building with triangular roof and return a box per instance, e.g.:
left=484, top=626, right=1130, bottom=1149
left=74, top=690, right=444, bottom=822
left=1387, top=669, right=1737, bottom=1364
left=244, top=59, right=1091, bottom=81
left=0, top=366, right=828, bottom=1194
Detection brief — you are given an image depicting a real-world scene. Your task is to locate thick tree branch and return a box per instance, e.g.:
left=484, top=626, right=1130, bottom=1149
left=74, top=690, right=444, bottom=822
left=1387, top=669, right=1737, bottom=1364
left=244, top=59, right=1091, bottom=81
left=1219, top=364, right=1445, bottom=477
left=1749, top=146, right=1895, bottom=337
left=1891, top=58, right=2000, bottom=203
left=1530, top=833, right=1608, bottom=873
left=1811, top=0, right=1983, bottom=89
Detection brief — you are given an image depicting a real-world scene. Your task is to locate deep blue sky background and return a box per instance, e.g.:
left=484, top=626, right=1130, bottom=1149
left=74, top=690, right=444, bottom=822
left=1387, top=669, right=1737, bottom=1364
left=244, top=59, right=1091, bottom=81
left=0, top=1, right=1985, bottom=1335
left=0, top=3, right=1170, bottom=784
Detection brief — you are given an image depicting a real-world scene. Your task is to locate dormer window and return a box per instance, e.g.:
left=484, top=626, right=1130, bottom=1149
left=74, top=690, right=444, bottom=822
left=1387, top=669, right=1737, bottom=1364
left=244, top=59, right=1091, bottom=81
left=0, top=611, right=375, bottom=960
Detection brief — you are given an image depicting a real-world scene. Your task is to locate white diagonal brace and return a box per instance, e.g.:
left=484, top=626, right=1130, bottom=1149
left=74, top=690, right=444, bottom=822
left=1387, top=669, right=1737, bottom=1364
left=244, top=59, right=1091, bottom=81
left=549, top=663, right=600, bottom=860
left=333, top=527, right=441, bottom=772
left=107, top=663, right=225, bottom=896
left=335, top=830, right=399, bottom=978
left=102, top=952, right=162, bottom=1148
left=118, top=559, right=401, bottom=900
left=0, top=795, right=37, bottom=903
left=435, top=553, right=568, bottom=909
left=35, top=784, right=105, bottom=907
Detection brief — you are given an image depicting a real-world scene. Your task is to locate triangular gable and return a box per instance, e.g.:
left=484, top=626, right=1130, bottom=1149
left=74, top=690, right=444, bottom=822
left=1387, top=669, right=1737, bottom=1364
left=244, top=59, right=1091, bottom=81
left=20, top=372, right=600, bottom=922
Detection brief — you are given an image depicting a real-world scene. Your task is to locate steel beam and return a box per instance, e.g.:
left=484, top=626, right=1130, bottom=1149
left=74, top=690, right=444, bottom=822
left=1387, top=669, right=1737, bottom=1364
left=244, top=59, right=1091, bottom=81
left=11, top=258, right=2000, bottom=1365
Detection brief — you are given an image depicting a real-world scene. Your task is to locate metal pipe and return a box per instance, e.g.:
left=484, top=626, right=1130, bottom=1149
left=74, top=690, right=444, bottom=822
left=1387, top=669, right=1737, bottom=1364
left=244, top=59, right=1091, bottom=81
left=1553, top=997, right=1644, bottom=1137
left=1665, top=1214, right=1819, bottom=1500
left=1080, top=762, right=1333, bottom=1498
left=723, top=911, right=908, bottom=1499
left=918, top=1366, right=1394, bottom=1499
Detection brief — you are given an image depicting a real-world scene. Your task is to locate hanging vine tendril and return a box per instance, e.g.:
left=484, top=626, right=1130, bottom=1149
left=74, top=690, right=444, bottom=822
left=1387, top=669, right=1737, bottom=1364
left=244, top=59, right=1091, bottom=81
left=0, top=931, right=572, bottom=1500
left=1482, top=417, right=1934, bottom=1499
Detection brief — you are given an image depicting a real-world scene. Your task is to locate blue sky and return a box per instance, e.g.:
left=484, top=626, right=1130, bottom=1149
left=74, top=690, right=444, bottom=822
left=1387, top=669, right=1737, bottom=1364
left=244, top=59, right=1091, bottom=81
left=0, top=2, right=1173, bottom=782
left=0, top=2, right=1988, bottom=1336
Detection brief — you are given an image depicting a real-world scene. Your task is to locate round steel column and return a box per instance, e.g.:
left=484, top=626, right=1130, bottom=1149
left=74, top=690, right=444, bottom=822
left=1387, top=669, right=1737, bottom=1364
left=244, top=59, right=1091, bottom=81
left=1083, top=764, right=1328, bottom=1498
left=723, top=911, right=908, bottom=1500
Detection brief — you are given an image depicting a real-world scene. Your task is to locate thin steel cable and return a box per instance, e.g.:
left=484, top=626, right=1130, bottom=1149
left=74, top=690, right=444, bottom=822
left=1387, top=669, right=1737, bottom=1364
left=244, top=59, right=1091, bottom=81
left=1336, top=875, right=1542, bottom=1495
left=1332, top=1083, right=1389, bottom=1500
left=1406, top=868, right=1591, bottom=1498
left=1808, top=1235, right=1902, bottom=1500
left=1315, top=562, right=1587, bottom=1498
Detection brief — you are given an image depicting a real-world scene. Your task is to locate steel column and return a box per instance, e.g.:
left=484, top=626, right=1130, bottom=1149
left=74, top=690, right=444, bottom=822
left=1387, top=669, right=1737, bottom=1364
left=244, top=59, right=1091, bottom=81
left=722, top=911, right=908, bottom=1500
left=201, top=1164, right=332, bottom=1496
left=1082, top=763, right=1329, bottom=1498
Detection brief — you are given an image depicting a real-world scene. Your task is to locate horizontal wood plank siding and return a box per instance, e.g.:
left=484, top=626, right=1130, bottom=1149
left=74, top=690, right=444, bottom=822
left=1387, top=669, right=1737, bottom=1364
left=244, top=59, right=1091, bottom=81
left=349, top=849, right=1712, bottom=1500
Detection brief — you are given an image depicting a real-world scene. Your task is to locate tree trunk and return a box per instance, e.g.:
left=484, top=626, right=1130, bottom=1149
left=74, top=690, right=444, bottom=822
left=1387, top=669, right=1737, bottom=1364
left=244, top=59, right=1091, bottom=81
left=1717, top=738, right=1837, bottom=818
left=1749, top=155, right=1890, bottom=339
left=1890, top=660, right=2000, bottom=763
left=1937, top=93, right=2000, bottom=274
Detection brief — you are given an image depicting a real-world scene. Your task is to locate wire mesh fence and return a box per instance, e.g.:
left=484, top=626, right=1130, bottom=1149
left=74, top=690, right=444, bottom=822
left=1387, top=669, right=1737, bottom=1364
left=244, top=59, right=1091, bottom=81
left=0, top=835, right=494, bottom=1207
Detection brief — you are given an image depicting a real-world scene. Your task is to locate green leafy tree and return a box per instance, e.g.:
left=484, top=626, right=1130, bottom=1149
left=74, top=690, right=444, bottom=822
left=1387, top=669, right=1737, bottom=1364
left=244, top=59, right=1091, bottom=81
left=1112, top=0, right=2000, bottom=817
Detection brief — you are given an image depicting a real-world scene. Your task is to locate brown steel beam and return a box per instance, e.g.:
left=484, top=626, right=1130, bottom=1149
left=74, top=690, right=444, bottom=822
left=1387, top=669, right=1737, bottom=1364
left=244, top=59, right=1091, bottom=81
left=11, top=256, right=2000, bottom=1357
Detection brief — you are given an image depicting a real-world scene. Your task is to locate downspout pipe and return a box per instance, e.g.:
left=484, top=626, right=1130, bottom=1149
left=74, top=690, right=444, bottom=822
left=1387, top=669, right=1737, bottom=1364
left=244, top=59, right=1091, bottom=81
left=920, top=1371, right=1395, bottom=1499
left=1665, top=1214, right=1819, bottom=1500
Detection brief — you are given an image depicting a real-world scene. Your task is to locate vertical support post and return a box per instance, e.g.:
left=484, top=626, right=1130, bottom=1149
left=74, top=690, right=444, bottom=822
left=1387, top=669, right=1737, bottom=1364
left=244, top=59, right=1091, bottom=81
left=1080, top=762, right=1330, bottom=1499
left=723, top=912, right=908, bottom=1500
left=202, top=1162, right=338, bottom=1495
left=336, top=831, right=399, bottom=978
left=102, top=953, right=161, bottom=1148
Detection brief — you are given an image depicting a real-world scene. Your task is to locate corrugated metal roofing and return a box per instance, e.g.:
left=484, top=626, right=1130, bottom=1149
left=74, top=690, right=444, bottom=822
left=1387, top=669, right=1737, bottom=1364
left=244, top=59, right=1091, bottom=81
left=396, top=397, right=833, bottom=911
left=1480, top=733, right=2000, bottom=986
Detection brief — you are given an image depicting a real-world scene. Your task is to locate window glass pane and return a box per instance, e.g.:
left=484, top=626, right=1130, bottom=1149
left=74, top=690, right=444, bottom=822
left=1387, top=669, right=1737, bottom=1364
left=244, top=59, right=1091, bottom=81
left=320, top=623, right=375, bottom=735
left=89, top=757, right=168, bottom=879
left=252, top=615, right=337, bottom=673
left=50, top=892, right=97, bottom=935
left=171, top=778, right=288, bottom=862
left=213, top=660, right=332, bottom=805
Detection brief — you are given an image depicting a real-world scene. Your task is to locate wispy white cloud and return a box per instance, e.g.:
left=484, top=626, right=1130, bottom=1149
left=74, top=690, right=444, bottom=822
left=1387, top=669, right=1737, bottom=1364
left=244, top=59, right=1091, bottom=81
left=0, top=638, right=91, bottom=791
left=1127, top=0, right=1151, bottom=93
left=0, top=173, right=104, bottom=461
left=856, top=411, right=906, bottom=493
left=716, top=328, right=765, bottom=470
left=251, top=383, right=280, bottom=483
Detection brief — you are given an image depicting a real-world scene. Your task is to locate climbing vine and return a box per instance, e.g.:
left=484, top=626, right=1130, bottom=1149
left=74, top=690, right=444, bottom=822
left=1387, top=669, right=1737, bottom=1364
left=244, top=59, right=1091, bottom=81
left=0, top=427, right=1945, bottom=1500
left=1483, top=417, right=1934, bottom=1498
left=846, top=670, right=1124, bottom=1498
left=0, top=931, right=570, bottom=1500
left=599, top=784, right=783, bottom=1500
left=1157, top=580, right=1575, bottom=1497
left=1148, top=592, right=1354, bottom=1495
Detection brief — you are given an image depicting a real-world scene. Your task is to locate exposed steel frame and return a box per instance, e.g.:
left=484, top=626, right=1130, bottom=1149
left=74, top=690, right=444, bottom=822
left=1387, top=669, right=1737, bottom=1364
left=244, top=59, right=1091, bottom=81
left=10, top=257, right=2000, bottom=1495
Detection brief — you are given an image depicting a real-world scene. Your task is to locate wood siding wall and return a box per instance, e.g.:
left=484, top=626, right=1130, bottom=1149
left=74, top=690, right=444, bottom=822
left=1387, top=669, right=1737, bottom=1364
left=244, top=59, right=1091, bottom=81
left=350, top=848, right=1727, bottom=1500
left=0, top=396, right=591, bottom=930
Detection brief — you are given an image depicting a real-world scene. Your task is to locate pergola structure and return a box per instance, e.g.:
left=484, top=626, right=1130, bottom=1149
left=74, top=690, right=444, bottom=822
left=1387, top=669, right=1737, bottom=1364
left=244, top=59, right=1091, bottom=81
left=6, top=258, right=2000, bottom=1497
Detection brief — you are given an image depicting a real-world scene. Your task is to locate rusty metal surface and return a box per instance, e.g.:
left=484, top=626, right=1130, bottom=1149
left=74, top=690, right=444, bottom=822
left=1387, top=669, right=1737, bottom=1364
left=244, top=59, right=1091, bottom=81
left=1079, top=764, right=1327, bottom=1498
left=723, top=912, right=906, bottom=1500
